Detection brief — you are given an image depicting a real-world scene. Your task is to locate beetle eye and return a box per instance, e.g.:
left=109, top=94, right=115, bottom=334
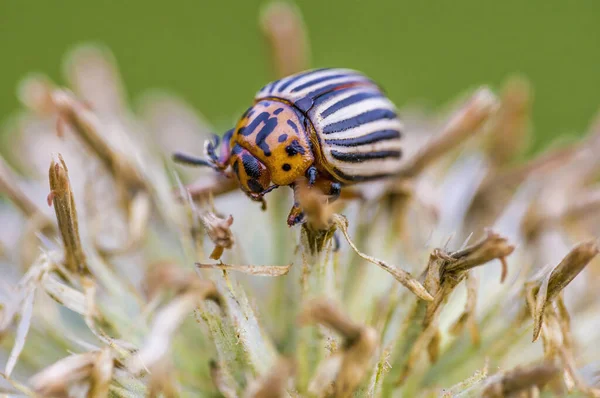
left=230, top=145, right=271, bottom=195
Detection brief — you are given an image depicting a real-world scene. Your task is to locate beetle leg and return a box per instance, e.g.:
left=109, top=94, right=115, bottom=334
left=329, top=182, right=342, bottom=201
left=287, top=202, right=305, bottom=226
left=306, top=165, right=318, bottom=186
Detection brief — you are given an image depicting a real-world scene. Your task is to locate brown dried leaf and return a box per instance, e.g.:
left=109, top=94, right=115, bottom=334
left=200, top=212, right=234, bottom=260
left=147, top=359, right=179, bottom=398
left=87, top=348, right=113, bottom=398
left=17, top=74, right=57, bottom=115
left=29, top=350, right=113, bottom=397
left=399, top=87, right=498, bottom=178
left=530, top=241, right=598, bottom=342
left=244, top=357, right=295, bottom=398
left=300, top=299, right=378, bottom=398
left=260, top=1, right=310, bottom=78
left=49, top=154, right=88, bottom=275
left=333, top=214, right=433, bottom=301
left=64, top=45, right=126, bottom=117
left=197, top=262, right=292, bottom=277
left=486, top=76, right=532, bottom=166
left=546, top=241, right=598, bottom=302
left=50, top=89, right=146, bottom=192
left=443, top=230, right=515, bottom=275
left=298, top=298, right=362, bottom=340
left=481, top=362, right=560, bottom=398
left=427, top=329, right=441, bottom=363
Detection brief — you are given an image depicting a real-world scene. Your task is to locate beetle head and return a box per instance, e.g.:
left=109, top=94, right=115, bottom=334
left=229, top=144, right=273, bottom=198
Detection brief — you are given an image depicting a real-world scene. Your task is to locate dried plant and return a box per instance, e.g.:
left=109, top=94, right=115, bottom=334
left=1, top=2, right=599, bottom=397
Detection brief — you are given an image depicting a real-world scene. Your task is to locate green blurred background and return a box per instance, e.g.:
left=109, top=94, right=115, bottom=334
left=1, top=0, right=599, bottom=150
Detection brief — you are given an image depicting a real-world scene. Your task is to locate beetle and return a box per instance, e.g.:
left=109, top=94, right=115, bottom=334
left=174, top=68, right=405, bottom=226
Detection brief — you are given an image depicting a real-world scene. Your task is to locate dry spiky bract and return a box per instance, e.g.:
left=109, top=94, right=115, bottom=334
left=243, top=357, right=296, bottom=398
left=528, top=241, right=598, bottom=343
left=299, top=299, right=378, bottom=397
left=200, top=212, right=235, bottom=260
left=29, top=348, right=114, bottom=397
left=2, top=3, right=600, bottom=397
left=480, top=362, right=560, bottom=398
left=260, top=1, right=309, bottom=78
left=50, top=89, right=146, bottom=194
left=48, top=154, right=88, bottom=275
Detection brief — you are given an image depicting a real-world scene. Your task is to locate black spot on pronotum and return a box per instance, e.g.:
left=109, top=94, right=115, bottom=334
left=282, top=163, right=291, bottom=171
left=287, top=120, right=299, bottom=134
left=278, top=134, right=288, bottom=143
left=247, top=179, right=264, bottom=194
left=285, top=139, right=306, bottom=156
left=242, top=154, right=262, bottom=179
left=273, top=108, right=284, bottom=115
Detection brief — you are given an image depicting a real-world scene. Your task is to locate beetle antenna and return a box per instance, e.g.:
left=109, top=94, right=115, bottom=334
left=172, top=152, right=220, bottom=171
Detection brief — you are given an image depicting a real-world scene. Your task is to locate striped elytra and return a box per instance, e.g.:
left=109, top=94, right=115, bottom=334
left=177, top=68, right=405, bottom=224
left=248, top=68, right=405, bottom=185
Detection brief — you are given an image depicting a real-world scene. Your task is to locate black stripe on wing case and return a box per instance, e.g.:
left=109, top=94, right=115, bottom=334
left=330, top=149, right=401, bottom=162
left=295, top=80, right=366, bottom=112
left=276, top=68, right=331, bottom=92
left=320, top=91, right=383, bottom=118
left=324, top=129, right=401, bottom=147
left=333, top=167, right=396, bottom=182
left=261, top=81, right=275, bottom=94
left=303, top=80, right=364, bottom=102
left=290, top=73, right=349, bottom=92
left=311, top=87, right=355, bottom=109
left=322, top=109, right=397, bottom=134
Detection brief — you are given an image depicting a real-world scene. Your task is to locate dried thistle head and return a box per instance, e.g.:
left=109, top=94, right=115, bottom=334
left=1, top=4, right=600, bottom=398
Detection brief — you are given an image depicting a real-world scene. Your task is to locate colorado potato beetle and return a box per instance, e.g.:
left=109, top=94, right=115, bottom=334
left=174, top=68, right=404, bottom=226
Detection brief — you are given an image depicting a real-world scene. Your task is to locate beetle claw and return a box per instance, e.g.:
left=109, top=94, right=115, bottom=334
left=287, top=204, right=305, bottom=226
